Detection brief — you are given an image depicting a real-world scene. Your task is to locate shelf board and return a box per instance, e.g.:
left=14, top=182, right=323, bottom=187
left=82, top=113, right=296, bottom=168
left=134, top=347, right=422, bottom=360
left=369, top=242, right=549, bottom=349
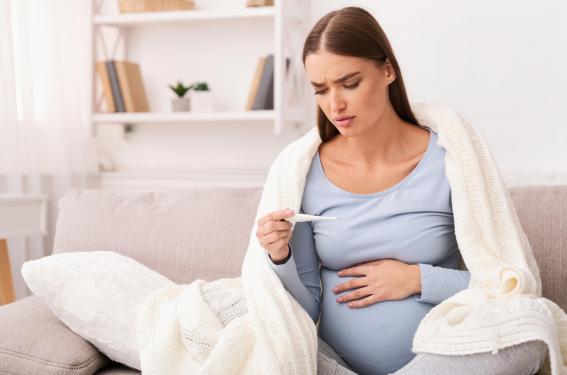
left=93, top=110, right=275, bottom=124
left=93, top=7, right=275, bottom=26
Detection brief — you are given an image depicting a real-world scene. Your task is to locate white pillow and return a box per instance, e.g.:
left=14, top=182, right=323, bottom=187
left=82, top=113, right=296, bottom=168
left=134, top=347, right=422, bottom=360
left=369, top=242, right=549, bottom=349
left=21, top=251, right=175, bottom=370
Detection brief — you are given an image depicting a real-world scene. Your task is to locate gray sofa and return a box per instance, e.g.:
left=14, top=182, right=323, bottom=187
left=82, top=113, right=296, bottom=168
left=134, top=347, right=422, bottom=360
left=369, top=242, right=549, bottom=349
left=0, top=186, right=565, bottom=375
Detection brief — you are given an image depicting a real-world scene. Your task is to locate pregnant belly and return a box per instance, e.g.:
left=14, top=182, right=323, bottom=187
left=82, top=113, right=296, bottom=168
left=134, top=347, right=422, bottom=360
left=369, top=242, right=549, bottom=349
left=318, top=268, right=435, bottom=375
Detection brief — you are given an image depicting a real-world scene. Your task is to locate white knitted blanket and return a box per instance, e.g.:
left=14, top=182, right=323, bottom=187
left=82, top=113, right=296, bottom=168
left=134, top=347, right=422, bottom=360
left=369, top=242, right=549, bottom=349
left=136, top=102, right=567, bottom=375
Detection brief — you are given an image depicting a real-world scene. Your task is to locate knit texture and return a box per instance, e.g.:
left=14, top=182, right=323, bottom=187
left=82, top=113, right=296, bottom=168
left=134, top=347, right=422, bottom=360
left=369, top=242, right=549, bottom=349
left=136, top=102, right=567, bottom=375
left=409, top=103, right=566, bottom=375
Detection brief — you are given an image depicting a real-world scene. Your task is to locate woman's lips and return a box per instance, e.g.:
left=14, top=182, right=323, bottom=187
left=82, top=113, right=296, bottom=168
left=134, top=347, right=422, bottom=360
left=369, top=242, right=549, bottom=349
left=335, top=116, right=355, bottom=127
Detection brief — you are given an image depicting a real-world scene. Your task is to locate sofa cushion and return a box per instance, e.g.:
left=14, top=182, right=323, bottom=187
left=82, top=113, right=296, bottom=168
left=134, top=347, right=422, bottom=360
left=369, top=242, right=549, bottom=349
left=0, top=295, right=110, bottom=374
left=21, top=251, right=175, bottom=371
left=508, top=185, right=567, bottom=312
left=52, top=188, right=263, bottom=284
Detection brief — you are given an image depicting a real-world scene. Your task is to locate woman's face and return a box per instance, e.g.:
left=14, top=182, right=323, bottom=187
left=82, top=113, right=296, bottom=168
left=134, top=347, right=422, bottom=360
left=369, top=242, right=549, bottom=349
left=304, top=50, right=395, bottom=136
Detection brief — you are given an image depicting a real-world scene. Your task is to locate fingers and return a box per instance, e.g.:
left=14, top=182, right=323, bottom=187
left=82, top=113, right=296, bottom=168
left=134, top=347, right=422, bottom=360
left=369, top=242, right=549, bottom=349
left=337, top=266, right=366, bottom=277
left=332, top=276, right=368, bottom=294
left=335, top=286, right=372, bottom=304
left=256, top=228, right=289, bottom=246
left=267, top=236, right=289, bottom=250
left=256, top=220, right=291, bottom=255
left=346, top=294, right=380, bottom=308
left=257, top=208, right=294, bottom=227
left=256, top=209, right=295, bottom=261
left=265, top=231, right=290, bottom=246
left=256, top=219, right=292, bottom=237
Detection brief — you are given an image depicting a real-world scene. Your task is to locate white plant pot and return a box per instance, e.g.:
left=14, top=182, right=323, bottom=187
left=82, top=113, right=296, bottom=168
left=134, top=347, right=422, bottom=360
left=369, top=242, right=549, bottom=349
left=171, top=97, right=190, bottom=112
left=190, top=91, right=213, bottom=112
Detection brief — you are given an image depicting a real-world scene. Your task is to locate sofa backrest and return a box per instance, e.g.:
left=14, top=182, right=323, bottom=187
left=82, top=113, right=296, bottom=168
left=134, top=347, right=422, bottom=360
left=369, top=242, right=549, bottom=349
left=52, top=185, right=567, bottom=312
left=52, top=188, right=262, bottom=284
left=507, top=185, right=567, bottom=312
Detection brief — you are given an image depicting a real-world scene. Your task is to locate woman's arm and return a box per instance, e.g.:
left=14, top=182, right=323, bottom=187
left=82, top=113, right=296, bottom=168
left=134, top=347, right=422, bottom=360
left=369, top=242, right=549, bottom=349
left=265, top=207, right=321, bottom=323
left=414, top=263, right=471, bottom=305
left=412, top=190, right=472, bottom=305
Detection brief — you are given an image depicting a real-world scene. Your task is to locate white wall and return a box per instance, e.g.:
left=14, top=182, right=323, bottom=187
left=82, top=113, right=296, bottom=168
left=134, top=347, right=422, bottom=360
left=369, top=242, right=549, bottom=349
left=310, top=0, right=567, bottom=185
left=98, top=0, right=567, bottom=188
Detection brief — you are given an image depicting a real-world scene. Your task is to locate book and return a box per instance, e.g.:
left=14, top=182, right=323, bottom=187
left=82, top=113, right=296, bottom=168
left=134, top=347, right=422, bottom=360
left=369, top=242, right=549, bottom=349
left=115, top=60, right=150, bottom=112
left=263, top=56, right=274, bottom=110
left=246, top=56, right=267, bottom=111
left=119, top=0, right=195, bottom=12
left=252, top=54, right=274, bottom=110
left=95, top=62, right=116, bottom=112
left=106, top=61, right=126, bottom=112
left=245, top=0, right=273, bottom=7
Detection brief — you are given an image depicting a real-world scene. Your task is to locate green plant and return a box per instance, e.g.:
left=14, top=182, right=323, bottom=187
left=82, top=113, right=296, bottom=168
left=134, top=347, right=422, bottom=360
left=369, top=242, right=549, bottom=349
left=191, top=82, right=209, bottom=91
left=169, top=81, right=191, bottom=98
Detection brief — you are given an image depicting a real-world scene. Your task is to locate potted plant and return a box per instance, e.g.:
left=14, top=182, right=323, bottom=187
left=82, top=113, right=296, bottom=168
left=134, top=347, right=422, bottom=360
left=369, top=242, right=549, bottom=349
left=189, top=81, right=213, bottom=112
left=169, top=81, right=191, bottom=112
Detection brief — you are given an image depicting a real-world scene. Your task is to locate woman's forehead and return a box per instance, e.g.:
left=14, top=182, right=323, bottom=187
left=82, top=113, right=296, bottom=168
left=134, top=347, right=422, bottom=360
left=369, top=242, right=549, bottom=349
left=305, top=53, right=368, bottom=83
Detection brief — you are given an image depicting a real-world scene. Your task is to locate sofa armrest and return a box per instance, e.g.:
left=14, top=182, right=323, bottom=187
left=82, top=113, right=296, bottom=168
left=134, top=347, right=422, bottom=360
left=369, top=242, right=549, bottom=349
left=0, top=295, right=110, bottom=375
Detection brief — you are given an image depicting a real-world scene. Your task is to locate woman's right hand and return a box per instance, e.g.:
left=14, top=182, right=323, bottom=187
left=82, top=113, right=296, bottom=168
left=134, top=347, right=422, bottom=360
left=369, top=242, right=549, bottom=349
left=256, top=208, right=295, bottom=263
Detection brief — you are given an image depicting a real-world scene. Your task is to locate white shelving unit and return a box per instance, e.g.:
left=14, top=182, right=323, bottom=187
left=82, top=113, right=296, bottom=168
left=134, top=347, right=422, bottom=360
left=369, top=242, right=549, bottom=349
left=93, top=7, right=276, bottom=25
left=93, top=109, right=275, bottom=124
left=91, top=0, right=312, bottom=137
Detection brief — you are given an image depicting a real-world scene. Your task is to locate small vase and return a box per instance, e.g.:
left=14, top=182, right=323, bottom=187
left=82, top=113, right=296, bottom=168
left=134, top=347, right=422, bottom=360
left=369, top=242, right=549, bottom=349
left=190, top=91, right=213, bottom=112
left=171, top=97, right=190, bottom=112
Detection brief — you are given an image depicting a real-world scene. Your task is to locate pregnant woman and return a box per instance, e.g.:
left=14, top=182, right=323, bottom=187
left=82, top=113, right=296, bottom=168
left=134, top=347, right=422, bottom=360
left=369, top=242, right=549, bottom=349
left=256, top=6, right=547, bottom=375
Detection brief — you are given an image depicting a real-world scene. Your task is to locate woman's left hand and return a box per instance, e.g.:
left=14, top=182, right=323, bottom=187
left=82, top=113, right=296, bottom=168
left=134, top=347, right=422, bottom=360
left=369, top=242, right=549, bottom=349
left=332, top=259, right=421, bottom=308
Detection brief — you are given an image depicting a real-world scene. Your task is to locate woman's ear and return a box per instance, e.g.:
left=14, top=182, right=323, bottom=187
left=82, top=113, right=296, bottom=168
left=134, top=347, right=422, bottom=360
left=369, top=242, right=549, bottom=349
left=384, top=58, right=396, bottom=85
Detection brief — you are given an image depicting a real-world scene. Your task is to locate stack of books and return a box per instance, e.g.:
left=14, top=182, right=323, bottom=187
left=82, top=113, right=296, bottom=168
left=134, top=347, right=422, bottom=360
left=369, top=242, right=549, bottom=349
left=96, top=60, right=150, bottom=113
left=246, top=54, right=290, bottom=111
left=246, top=54, right=274, bottom=111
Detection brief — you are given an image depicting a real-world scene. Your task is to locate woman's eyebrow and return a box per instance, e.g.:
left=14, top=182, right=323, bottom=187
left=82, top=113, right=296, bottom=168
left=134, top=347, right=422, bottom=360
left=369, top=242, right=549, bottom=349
left=310, top=71, right=361, bottom=88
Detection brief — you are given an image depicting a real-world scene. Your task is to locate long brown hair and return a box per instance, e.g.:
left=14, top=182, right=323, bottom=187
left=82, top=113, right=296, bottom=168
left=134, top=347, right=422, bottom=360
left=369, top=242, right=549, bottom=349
left=302, top=6, right=422, bottom=142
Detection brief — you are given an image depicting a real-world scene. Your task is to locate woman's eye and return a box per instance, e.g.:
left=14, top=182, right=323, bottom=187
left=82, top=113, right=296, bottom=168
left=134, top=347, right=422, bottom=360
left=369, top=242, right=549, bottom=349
left=313, top=82, right=360, bottom=95
left=344, top=82, right=360, bottom=89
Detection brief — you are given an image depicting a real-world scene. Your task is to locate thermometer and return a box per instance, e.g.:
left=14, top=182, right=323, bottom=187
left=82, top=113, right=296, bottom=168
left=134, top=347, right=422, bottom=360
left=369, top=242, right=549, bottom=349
left=284, top=213, right=340, bottom=223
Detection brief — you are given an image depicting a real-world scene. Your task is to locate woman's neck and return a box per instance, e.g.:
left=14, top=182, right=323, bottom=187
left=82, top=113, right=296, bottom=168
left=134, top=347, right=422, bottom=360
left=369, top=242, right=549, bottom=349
left=336, top=106, right=418, bottom=168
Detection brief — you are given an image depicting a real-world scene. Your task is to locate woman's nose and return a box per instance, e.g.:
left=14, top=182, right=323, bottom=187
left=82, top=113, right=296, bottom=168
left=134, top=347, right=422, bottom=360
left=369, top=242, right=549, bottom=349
left=330, top=92, right=346, bottom=113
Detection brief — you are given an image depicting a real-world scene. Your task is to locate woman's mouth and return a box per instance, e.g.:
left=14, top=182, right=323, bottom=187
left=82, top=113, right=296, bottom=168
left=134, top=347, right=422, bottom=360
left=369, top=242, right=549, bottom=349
left=335, top=116, right=355, bottom=127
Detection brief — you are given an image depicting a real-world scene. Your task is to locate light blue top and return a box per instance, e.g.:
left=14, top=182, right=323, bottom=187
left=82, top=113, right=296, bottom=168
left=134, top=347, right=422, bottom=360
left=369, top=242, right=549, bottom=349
left=265, top=128, right=471, bottom=375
